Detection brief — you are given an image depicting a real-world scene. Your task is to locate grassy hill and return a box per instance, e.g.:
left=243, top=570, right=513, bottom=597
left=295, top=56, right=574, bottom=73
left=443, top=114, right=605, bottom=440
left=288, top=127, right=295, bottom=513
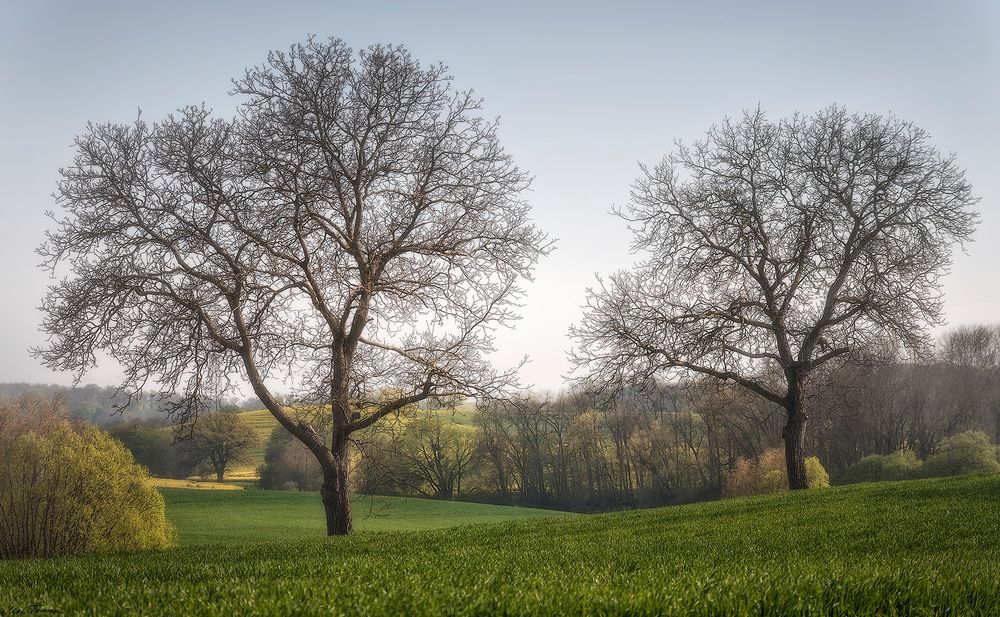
left=224, top=409, right=280, bottom=480
left=162, top=488, right=574, bottom=545
left=3, top=475, right=1000, bottom=614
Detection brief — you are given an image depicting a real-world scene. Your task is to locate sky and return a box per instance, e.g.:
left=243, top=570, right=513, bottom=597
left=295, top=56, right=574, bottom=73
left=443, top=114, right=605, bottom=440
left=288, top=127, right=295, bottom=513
left=1, top=0, right=998, bottom=393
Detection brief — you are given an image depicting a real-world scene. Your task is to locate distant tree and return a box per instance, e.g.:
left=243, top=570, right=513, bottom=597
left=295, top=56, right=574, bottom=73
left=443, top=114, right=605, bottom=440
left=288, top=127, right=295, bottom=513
left=572, top=107, right=978, bottom=489
left=108, top=421, right=185, bottom=478
left=179, top=413, right=259, bottom=481
left=940, top=324, right=1000, bottom=440
left=396, top=414, right=478, bottom=498
left=36, top=37, right=549, bottom=534
left=258, top=426, right=324, bottom=491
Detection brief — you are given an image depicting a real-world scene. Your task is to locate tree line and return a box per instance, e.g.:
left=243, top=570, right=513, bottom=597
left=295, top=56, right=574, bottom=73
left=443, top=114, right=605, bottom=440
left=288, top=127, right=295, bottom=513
left=248, top=323, right=1000, bottom=511
left=0, top=383, right=264, bottom=426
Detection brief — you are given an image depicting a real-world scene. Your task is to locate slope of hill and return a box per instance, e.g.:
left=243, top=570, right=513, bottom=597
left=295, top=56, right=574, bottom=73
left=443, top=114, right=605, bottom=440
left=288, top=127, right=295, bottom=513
left=224, top=409, right=279, bottom=480
left=161, top=488, right=574, bottom=544
left=3, top=475, right=999, bottom=615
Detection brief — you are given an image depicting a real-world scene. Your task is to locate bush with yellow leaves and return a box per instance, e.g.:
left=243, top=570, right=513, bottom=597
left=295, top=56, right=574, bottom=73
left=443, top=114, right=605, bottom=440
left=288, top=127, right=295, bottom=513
left=725, top=447, right=830, bottom=497
left=0, top=395, right=175, bottom=558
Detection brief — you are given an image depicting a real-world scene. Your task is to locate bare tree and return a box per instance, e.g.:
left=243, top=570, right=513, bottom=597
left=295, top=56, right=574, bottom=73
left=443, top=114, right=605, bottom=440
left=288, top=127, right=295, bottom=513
left=571, top=107, right=978, bottom=489
left=179, top=412, right=259, bottom=482
left=940, top=324, right=1000, bottom=441
left=36, top=37, right=550, bottom=534
left=396, top=413, right=478, bottom=499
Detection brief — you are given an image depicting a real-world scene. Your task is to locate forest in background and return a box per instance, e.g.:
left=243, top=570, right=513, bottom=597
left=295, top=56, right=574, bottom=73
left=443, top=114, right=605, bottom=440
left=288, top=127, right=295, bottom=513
left=10, top=323, right=1000, bottom=513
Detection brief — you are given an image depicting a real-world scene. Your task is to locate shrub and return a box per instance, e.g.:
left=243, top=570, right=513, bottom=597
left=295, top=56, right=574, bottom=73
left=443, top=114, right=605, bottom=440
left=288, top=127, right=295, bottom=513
left=0, top=396, right=175, bottom=558
left=840, top=449, right=923, bottom=484
left=881, top=449, right=923, bottom=479
left=725, top=448, right=830, bottom=496
left=923, top=430, right=1000, bottom=478
left=805, top=456, right=831, bottom=488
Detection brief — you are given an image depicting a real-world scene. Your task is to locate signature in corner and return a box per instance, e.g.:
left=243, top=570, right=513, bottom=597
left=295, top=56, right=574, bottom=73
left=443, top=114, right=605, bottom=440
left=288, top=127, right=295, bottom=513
left=0, top=604, right=63, bottom=616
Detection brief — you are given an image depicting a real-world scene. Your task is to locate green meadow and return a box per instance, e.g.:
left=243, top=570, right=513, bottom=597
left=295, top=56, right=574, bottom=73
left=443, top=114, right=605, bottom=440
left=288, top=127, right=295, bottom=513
left=3, top=475, right=1000, bottom=615
left=162, top=488, right=574, bottom=545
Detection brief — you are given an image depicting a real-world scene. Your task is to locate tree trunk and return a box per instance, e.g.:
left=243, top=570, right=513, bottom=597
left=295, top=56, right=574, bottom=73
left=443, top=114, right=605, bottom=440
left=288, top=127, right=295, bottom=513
left=782, top=413, right=808, bottom=489
left=320, top=439, right=352, bottom=536
left=783, top=374, right=809, bottom=490
left=213, top=455, right=226, bottom=482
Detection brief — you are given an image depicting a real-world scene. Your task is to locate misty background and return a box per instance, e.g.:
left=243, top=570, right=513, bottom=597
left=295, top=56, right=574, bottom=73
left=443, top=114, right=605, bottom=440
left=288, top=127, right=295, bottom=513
left=1, top=0, right=998, bottom=392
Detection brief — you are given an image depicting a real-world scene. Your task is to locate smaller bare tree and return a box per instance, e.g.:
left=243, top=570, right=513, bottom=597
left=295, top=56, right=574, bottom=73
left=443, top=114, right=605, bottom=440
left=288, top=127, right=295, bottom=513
left=179, top=413, right=259, bottom=481
left=572, top=107, right=978, bottom=489
left=396, top=413, right=478, bottom=498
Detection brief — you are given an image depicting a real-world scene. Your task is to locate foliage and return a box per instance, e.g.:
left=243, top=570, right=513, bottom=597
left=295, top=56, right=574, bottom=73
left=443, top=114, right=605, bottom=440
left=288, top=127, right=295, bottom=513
left=804, top=456, right=831, bottom=488
left=0, top=395, right=175, bottom=558
left=832, top=432, right=1000, bottom=485
left=108, top=422, right=187, bottom=478
left=922, top=430, right=1000, bottom=477
left=839, top=449, right=924, bottom=484
left=258, top=426, right=324, bottom=491
left=3, top=477, right=1000, bottom=614
left=725, top=448, right=830, bottom=496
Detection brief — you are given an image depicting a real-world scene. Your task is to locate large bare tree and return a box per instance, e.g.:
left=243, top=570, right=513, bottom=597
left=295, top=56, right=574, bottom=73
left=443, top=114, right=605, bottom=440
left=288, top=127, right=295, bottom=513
left=37, top=37, right=550, bottom=534
left=571, top=107, right=978, bottom=489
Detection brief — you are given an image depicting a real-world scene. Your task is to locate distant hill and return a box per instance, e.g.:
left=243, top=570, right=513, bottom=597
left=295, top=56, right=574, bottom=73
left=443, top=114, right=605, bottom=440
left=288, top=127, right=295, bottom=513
left=0, top=382, right=170, bottom=425
left=0, top=382, right=262, bottom=426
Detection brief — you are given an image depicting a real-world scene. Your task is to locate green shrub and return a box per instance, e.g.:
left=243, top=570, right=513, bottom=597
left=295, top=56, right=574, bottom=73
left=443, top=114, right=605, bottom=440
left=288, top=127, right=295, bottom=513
left=805, top=456, right=831, bottom=488
left=881, top=449, right=923, bottom=479
left=725, top=448, right=830, bottom=496
left=840, top=449, right=923, bottom=484
left=0, top=396, right=175, bottom=558
left=923, top=431, right=1000, bottom=478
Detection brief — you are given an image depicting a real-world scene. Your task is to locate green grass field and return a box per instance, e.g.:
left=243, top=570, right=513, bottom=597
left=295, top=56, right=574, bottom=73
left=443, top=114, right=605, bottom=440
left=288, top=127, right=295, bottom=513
left=3, top=476, right=1000, bottom=615
left=162, top=488, right=574, bottom=545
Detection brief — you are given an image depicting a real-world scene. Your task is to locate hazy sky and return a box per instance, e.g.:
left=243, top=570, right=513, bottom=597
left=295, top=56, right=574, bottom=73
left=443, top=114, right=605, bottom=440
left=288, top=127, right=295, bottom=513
left=1, top=0, right=998, bottom=392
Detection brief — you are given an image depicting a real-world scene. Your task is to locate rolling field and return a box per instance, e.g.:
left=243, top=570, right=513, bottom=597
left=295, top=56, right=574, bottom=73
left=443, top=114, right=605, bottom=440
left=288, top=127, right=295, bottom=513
left=162, top=488, right=574, bottom=545
left=151, top=478, right=244, bottom=491
left=3, top=476, right=1000, bottom=615
left=224, top=409, right=280, bottom=480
